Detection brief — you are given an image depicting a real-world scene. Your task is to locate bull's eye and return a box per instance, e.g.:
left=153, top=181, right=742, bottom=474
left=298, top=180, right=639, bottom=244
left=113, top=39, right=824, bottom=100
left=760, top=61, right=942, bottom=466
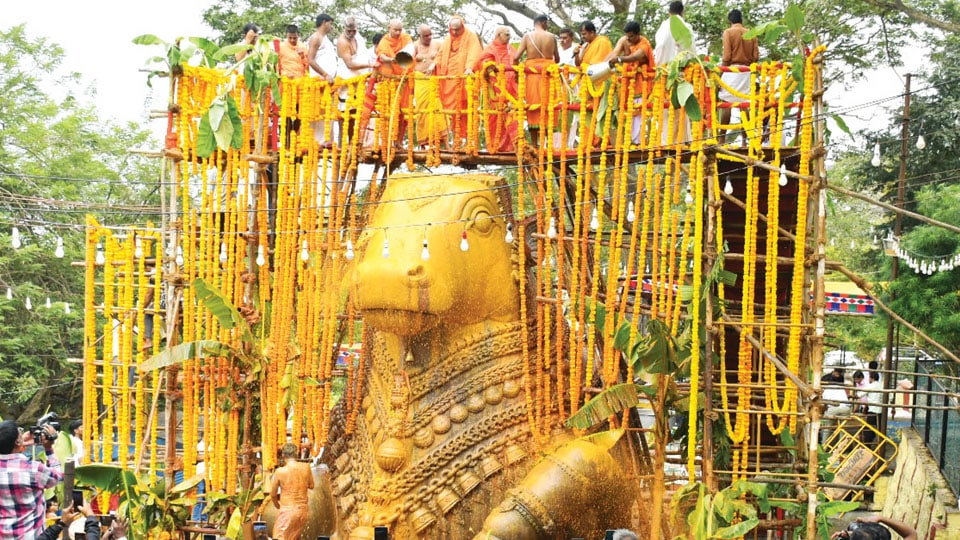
left=472, top=210, right=494, bottom=235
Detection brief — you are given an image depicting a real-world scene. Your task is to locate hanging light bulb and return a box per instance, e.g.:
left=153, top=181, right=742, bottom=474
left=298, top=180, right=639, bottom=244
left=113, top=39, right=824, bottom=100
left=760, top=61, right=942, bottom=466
left=256, top=245, right=266, bottom=266
left=345, top=239, right=355, bottom=260
left=627, top=201, right=636, bottom=223
left=45, top=297, right=51, bottom=309
left=95, top=243, right=105, bottom=265
left=547, top=217, right=558, bottom=239
left=25, top=297, right=32, bottom=310
left=5, top=287, right=11, bottom=300
left=11, top=227, right=21, bottom=249
left=779, top=163, right=789, bottom=187
left=916, top=134, right=926, bottom=150
left=459, top=231, right=469, bottom=252
left=590, top=207, right=600, bottom=231
left=504, top=222, right=514, bottom=244
left=134, top=236, right=144, bottom=259
left=850, top=239, right=856, bottom=249
left=175, top=246, right=184, bottom=266
left=216, top=241, right=227, bottom=264
left=723, top=179, right=734, bottom=195
left=871, top=142, right=881, bottom=167
left=684, top=189, right=693, bottom=205
left=381, top=237, right=390, bottom=259
left=300, top=239, right=310, bottom=262
left=64, top=303, right=70, bottom=314
left=421, top=236, right=430, bottom=261
left=54, top=236, right=65, bottom=258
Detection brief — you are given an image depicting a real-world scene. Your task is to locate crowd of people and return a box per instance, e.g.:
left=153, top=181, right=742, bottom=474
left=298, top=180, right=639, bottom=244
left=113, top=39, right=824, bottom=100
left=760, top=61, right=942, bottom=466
left=229, top=2, right=763, bottom=153
left=0, top=418, right=128, bottom=540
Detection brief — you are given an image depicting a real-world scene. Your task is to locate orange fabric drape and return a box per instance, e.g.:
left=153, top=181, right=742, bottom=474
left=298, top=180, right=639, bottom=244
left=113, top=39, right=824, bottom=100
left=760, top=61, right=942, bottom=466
left=523, top=57, right=556, bottom=129
left=581, top=35, right=613, bottom=66
left=435, top=16, right=484, bottom=139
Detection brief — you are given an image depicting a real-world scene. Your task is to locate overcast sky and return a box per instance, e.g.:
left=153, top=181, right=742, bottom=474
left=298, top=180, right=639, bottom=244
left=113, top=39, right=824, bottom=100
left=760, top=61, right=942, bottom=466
left=7, top=1, right=924, bottom=151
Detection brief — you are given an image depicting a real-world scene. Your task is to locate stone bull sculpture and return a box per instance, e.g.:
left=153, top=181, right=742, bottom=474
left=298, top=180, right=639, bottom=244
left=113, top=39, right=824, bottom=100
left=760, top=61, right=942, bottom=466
left=310, top=174, right=635, bottom=539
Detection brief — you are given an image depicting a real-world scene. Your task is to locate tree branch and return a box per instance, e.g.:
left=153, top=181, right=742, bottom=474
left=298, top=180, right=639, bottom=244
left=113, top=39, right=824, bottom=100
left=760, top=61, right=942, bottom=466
left=471, top=0, right=539, bottom=26
left=477, top=5, right=526, bottom=36
left=861, top=0, right=960, bottom=34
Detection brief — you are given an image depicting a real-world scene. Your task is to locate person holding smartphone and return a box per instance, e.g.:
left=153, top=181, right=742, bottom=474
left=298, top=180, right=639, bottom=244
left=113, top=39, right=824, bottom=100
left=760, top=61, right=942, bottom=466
left=0, top=420, right=62, bottom=538
left=37, top=501, right=100, bottom=540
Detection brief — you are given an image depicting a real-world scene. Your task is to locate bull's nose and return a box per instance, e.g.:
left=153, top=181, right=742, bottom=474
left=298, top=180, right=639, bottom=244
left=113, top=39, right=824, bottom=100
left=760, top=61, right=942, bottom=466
left=407, top=264, right=426, bottom=279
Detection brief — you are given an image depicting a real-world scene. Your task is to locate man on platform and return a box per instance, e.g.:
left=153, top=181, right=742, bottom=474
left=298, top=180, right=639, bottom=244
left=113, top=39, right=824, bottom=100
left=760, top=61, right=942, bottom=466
left=606, top=21, right=655, bottom=144
left=433, top=16, right=484, bottom=145
left=235, top=23, right=261, bottom=61
left=375, top=20, right=415, bottom=147
left=413, top=24, right=449, bottom=148
left=558, top=28, right=579, bottom=67
left=270, top=443, right=315, bottom=540
left=514, top=14, right=559, bottom=147
left=278, top=24, right=309, bottom=78
left=718, top=9, right=759, bottom=144
left=308, top=13, right=339, bottom=147
left=0, top=420, right=63, bottom=539
left=476, top=26, right=519, bottom=153
left=335, top=16, right=375, bottom=144
left=577, top=20, right=614, bottom=147
left=654, top=1, right=697, bottom=64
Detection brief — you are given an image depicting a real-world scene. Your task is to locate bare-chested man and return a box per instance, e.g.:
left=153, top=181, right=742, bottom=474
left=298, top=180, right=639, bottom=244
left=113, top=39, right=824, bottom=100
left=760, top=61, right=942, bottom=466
left=336, top=16, right=375, bottom=143
left=514, top=14, right=560, bottom=147
left=270, top=443, right=315, bottom=540
left=413, top=24, right=448, bottom=146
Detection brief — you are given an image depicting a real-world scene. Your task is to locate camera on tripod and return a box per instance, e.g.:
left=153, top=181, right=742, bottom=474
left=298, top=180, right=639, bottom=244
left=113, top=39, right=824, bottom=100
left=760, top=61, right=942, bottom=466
left=29, top=412, right=61, bottom=442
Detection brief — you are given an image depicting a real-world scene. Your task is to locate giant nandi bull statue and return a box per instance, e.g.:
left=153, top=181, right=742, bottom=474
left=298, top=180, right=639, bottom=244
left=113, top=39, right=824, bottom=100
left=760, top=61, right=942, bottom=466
left=320, top=173, right=636, bottom=539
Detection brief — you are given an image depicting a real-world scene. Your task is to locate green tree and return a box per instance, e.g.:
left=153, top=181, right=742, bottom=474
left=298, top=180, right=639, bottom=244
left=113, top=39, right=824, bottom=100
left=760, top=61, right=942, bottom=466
left=0, top=24, right=160, bottom=422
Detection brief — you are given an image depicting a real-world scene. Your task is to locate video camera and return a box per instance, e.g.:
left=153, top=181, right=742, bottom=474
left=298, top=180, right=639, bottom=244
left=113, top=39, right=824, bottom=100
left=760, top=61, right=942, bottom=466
left=29, top=412, right=61, bottom=442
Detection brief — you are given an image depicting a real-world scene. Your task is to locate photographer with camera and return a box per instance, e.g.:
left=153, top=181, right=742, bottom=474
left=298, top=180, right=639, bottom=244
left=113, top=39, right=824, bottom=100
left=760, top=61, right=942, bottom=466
left=0, top=419, right=63, bottom=538
left=832, top=515, right=918, bottom=540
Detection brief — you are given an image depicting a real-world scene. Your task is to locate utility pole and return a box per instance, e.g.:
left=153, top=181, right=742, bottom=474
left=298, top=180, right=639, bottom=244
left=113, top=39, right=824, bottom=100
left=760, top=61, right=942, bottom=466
left=881, top=73, right=910, bottom=437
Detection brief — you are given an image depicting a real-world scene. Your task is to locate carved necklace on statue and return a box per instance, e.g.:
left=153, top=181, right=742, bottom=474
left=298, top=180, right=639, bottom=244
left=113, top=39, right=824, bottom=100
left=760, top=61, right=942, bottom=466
left=374, top=358, right=413, bottom=474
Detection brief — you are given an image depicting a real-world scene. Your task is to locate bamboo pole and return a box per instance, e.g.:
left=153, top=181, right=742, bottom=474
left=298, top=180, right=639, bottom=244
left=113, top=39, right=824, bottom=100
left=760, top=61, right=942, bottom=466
left=702, top=147, right=718, bottom=492
left=721, top=315, right=814, bottom=399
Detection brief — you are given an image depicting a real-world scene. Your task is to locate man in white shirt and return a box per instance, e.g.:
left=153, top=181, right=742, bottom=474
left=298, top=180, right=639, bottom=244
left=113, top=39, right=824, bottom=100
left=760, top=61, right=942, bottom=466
left=558, top=28, right=579, bottom=67
left=654, top=1, right=697, bottom=64
left=308, top=13, right=339, bottom=147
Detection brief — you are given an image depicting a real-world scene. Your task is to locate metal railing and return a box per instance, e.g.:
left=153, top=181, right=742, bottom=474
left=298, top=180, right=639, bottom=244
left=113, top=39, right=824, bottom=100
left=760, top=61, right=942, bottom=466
left=913, top=355, right=960, bottom=495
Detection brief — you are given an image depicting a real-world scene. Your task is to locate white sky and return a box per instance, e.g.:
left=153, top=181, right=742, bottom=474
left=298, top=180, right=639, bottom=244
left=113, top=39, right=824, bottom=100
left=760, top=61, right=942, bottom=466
left=6, top=1, right=925, bottom=151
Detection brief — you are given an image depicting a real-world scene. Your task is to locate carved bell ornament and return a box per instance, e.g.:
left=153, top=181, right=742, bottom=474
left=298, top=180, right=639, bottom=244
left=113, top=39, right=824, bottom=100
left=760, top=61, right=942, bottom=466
left=436, top=486, right=461, bottom=514
left=505, top=443, right=526, bottom=465
left=479, top=453, right=503, bottom=479
left=456, top=469, right=482, bottom=496
left=409, top=505, right=437, bottom=533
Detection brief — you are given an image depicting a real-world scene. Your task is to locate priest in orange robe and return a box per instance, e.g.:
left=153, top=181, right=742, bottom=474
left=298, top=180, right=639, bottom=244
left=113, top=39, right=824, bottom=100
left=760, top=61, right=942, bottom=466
left=375, top=20, right=414, bottom=148
left=476, top=26, right=518, bottom=153
left=433, top=15, right=483, bottom=144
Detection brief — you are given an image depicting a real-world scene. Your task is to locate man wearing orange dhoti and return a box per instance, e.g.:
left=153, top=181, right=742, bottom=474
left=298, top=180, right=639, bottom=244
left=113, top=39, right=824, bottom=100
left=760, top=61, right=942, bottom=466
left=476, top=26, right=518, bottom=153
left=514, top=14, right=559, bottom=147
left=607, top=21, right=655, bottom=144
left=375, top=20, right=414, bottom=147
left=432, top=15, right=483, bottom=144
left=413, top=24, right=449, bottom=147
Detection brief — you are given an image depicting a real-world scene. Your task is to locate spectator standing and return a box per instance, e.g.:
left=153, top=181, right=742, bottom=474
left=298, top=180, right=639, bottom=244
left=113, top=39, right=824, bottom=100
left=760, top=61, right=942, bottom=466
left=0, top=420, right=63, bottom=539
left=717, top=9, right=759, bottom=143
left=235, top=23, right=261, bottom=61
left=558, top=28, right=579, bottom=67
left=653, top=1, right=697, bottom=64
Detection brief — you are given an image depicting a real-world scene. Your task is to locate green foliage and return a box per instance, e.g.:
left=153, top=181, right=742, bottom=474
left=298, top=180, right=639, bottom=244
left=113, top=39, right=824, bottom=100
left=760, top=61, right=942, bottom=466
left=565, top=383, right=642, bottom=429
left=75, top=464, right=203, bottom=538
left=670, top=480, right=771, bottom=539
left=0, top=25, right=158, bottom=421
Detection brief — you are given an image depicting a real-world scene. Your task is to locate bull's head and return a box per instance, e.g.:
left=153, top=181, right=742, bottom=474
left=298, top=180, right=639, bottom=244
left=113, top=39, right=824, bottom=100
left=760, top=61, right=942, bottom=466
left=352, top=174, right=519, bottom=337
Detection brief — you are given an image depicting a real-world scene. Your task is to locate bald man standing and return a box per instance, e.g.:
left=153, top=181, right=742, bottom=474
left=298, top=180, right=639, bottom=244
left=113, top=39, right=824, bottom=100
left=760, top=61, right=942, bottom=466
left=413, top=24, right=448, bottom=147
left=514, top=14, right=559, bottom=147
